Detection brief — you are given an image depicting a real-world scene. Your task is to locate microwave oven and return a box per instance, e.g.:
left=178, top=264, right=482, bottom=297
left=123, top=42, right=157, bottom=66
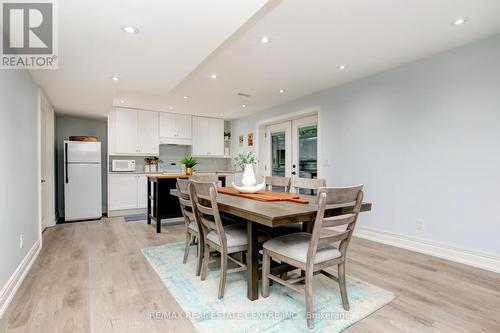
left=112, top=160, right=136, bottom=172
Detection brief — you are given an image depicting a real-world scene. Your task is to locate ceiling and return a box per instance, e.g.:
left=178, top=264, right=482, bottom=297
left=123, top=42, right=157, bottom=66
left=29, top=0, right=270, bottom=118
left=31, top=0, right=500, bottom=119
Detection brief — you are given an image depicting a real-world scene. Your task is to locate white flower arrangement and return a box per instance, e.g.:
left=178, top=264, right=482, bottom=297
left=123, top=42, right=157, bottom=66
left=234, top=151, right=258, bottom=170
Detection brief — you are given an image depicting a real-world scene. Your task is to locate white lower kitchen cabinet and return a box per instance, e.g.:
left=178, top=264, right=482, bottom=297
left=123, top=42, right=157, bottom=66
left=137, top=174, right=148, bottom=208
left=108, top=173, right=149, bottom=213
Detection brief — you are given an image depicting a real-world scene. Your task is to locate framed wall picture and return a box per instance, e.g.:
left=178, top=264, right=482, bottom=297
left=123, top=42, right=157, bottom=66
left=248, top=133, right=254, bottom=146
left=239, top=134, right=244, bottom=146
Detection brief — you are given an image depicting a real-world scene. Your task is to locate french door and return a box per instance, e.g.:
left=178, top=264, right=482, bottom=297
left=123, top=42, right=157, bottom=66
left=265, top=115, right=318, bottom=180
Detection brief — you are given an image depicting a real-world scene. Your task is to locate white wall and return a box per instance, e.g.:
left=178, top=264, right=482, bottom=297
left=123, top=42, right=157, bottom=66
left=231, top=35, right=500, bottom=257
left=0, top=70, right=40, bottom=291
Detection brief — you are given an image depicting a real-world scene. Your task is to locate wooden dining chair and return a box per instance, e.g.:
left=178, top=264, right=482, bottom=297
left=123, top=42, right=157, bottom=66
left=190, top=180, right=270, bottom=299
left=261, top=185, right=364, bottom=328
left=275, top=177, right=327, bottom=237
left=264, top=176, right=291, bottom=193
left=191, top=173, right=219, bottom=183
left=176, top=179, right=203, bottom=276
left=290, top=177, right=326, bottom=195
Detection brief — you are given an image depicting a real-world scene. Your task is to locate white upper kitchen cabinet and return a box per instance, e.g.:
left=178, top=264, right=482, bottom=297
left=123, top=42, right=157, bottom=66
left=139, top=110, right=160, bottom=155
left=114, top=108, right=139, bottom=154
left=192, top=116, right=224, bottom=156
left=110, top=108, right=159, bottom=156
left=159, top=112, right=192, bottom=145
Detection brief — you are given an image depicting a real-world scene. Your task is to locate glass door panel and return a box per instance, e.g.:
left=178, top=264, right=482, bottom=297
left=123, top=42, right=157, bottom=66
left=266, top=121, right=291, bottom=178
left=271, top=131, right=286, bottom=176
left=297, top=125, right=318, bottom=179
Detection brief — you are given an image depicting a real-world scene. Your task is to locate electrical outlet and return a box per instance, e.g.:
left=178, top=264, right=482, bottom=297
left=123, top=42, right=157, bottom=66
left=19, top=234, right=24, bottom=249
left=416, top=219, right=425, bottom=231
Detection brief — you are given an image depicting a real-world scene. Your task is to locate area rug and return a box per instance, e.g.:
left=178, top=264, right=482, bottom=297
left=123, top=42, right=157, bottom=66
left=142, top=242, right=396, bottom=333
left=124, top=213, right=147, bottom=222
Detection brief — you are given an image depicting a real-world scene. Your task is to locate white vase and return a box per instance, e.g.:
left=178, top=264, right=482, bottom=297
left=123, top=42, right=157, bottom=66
left=241, top=164, right=256, bottom=187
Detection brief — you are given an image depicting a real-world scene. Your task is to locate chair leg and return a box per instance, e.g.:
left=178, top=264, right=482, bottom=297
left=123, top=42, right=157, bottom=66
left=195, top=233, right=204, bottom=277
left=201, top=243, right=210, bottom=281
left=338, top=263, right=350, bottom=311
left=261, top=250, right=270, bottom=297
left=218, top=251, right=228, bottom=299
left=305, top=269, right=314, bottom=329
left=182, top=231, right=191, bottom=264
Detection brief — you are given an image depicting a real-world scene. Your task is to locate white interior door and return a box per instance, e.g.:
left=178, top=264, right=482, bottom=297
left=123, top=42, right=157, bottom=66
left=41, top=98, right=48, bottom=230
left=264, top=115, right=318, bottom=181
left=40, top=91, right=55, bottom=230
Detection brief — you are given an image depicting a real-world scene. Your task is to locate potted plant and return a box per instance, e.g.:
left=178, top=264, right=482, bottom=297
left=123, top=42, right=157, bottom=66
left=180, top=156, right=198, bottom=176
left=234, top=151, right=258, bottom=187
left=144, top=157, right=160, bottom=172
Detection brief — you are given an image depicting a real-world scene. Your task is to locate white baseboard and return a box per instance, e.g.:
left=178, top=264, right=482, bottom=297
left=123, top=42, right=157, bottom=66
left=354, top=227, right=500, bottom=273
left=0, top=239, right=42, bottom=318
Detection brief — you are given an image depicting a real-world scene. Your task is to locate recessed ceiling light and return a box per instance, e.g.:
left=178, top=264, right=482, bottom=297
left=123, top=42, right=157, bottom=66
left=279, top=89, right=285, bottom=93
left=242, top=104, right=247, bottom=108
left=120, top=100, right=125, bottom=104
left=110, top=76, right=119, bottom=81
left=122, top=26, right=139, bottom=34
left=169, top=106, right=174, bottom=110
left=451, top=17, right=469, bottom=26
left=338, top=64, right=346, bottom=71
left=210, top=73, right=217, bottom=79
left=183, top=95, right=189, bottom=99
left=261, top=36, right=269, bottom=44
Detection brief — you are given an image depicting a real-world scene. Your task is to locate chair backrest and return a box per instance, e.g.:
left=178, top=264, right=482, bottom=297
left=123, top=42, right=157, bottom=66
left=307, top=185, right=364, bottom=266
left=176, top=179, right=193, bottom=228
left=189, top=180, right=227, bottom=248
left=264, top=176, right=291, bottom=193
left=191, top=173, right=219, bottom=183
left=290, top=177, right=326, bottom=194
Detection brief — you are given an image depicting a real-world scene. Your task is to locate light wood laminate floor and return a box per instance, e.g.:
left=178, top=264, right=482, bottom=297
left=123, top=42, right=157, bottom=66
left=1, top=217, right=499, bottom=333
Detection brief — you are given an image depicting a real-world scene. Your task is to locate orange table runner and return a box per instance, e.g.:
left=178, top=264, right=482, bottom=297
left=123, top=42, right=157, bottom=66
left=217, top=187, right=309, bottom=204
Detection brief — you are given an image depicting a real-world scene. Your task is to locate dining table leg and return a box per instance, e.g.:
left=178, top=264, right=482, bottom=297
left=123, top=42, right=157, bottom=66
left=246, top=220, right=259, bottom=301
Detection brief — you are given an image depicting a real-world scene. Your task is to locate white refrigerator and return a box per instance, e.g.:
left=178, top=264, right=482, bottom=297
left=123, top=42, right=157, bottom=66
left=64, top=141, right=102, bottom=221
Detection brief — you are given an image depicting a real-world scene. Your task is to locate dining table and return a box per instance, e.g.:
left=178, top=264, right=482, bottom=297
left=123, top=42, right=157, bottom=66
left=187, top=190, right=372, bottom=301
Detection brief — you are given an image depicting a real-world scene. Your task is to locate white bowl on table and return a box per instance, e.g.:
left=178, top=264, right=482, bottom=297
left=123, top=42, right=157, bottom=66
left=232, top=181, right=266, bottom=194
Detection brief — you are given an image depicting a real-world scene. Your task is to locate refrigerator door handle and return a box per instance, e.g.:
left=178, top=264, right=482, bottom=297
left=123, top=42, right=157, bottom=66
left=65, top=142, right=69, bottom=183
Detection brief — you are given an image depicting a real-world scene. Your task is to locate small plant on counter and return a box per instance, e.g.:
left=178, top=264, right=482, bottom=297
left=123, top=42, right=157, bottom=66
left=224, top=131, right=231, bottom=140
left=234, top=151, right=258, bottom=170
left=144, top=157, right=160, bottom=165
left=180, top=156, right=198, bottom=176
left=180, top=156, right=198, bottom=168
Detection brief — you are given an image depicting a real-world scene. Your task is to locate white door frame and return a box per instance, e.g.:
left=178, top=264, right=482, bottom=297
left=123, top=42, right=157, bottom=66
left=256, top=106, right=321, bottom=180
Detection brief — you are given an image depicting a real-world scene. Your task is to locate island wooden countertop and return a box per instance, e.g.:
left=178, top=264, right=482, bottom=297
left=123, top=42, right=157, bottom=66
left=145, top=174, right=190, bottom=179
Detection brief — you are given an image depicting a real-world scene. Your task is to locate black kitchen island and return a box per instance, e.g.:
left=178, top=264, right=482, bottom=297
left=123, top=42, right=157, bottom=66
left=146, top=174, right=227, bottom=233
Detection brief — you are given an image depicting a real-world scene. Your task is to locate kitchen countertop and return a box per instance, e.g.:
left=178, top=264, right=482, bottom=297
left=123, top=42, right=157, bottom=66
left=146, top=174, right=190, bottom=179
left=108, top=171, right=163, bottom=174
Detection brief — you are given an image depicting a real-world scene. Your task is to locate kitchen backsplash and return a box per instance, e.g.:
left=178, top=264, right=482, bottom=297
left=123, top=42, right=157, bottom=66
left=109, top=144, right=232, bottom=172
